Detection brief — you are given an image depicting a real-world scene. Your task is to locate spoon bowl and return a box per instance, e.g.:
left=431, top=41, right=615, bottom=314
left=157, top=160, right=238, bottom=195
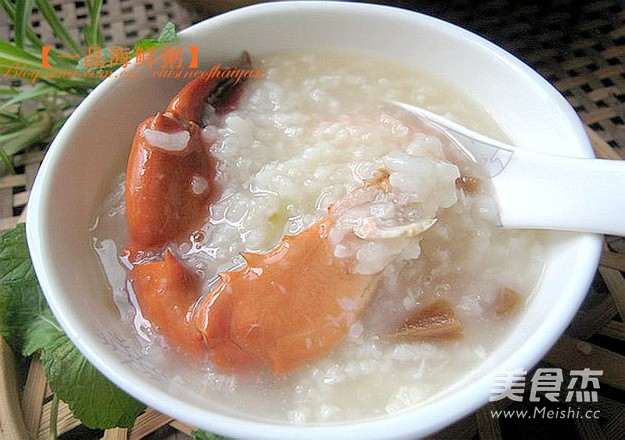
left=392, top=100, right=625, bottom=236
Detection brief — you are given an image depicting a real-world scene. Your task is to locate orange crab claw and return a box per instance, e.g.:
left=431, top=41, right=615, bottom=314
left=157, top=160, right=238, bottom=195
left=125, top=112, right=217, bottom=259
left=125, top=52, right=253, bottom=260
left=130, top=251, right=206, bottom=358
left=166, top=76, right=222, bottom=124
left=167, top=51, right=252, bottom=123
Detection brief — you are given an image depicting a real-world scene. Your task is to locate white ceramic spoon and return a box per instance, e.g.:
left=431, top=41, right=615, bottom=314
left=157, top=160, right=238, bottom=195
left=391, top=101, right=625, bottom=236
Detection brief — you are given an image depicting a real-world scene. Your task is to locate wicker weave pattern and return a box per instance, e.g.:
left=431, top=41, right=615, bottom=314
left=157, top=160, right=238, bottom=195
left=0, top=0, right=192, bottom=47
left=0, top=0, right=191, bottom=235
left=392, top=0, right=625, bottom=156
left=0, top=152, right=42, bottom=234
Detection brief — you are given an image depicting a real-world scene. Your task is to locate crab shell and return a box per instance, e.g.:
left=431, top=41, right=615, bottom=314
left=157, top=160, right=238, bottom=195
left=193, top=216, right=377, bottom=374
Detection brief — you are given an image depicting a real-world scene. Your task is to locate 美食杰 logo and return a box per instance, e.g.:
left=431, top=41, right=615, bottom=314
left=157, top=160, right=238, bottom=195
left=488, top=367, right=603, bottom=420
left=490, top=367, right=602, bottom=403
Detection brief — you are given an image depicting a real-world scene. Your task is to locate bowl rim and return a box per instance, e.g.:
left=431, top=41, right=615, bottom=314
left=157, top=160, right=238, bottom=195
left=26, top=1, right=602, bottom=438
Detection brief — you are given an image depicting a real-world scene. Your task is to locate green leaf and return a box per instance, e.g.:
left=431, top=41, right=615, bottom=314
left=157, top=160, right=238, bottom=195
left=0, top=109, right=22, bottom=124
left=34, top=0, right=82, bottom=55
left=0, top=39, right=43, bottom=64
left=14, top=0, right=35, bottom=49
left=0, top=148, right=15, bottom=173
left=85, top=0, right=104, bottom=48
left=0, top=87, right=20, bottom=97
left=1, top=83, right=58, bottom=108
left=0, top=223, right=37, bottom=284
left=192, top=431, right=229, bottom=440
left=0, top=111, right=52, bottom=157
left=0, top=0, right=42, bottom=50
left=0, top=224, right=47, bottom=353
left=0, top=225, right=146, bottom=429
left=157, top=22, right=176, bottom=44
left=130, top=38, right=158, bottom=57
left=0, top=52, right=88, bottom=91
left=0, top=281, right=47, bottom=352
left=22, top=307, right=59, bottom=356
left=127, top=22, right=179, bottom=60
left=0, top=42, right=97, bottom=90
left=0, top=0, right=77, bottom=70
left=48, top=112, right=70, bottom=140
left=39, top=322, right=146, bottom=428
left=0, top=109, right=21, bottom=120
left=0, top=285, right=14, bottom=344
left=76, top=46, right=123, bottom=75
left=0, top=118, right=30, bottom=135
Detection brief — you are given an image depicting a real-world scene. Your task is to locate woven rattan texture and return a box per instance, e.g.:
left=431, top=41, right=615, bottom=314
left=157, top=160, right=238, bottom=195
left=0, top=0, right=192, bottom=47
left=397, top=0, right=625, bottom=156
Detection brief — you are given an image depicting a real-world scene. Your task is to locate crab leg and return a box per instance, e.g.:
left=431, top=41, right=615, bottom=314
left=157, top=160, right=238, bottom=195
left=125, top=52, right=252, bottom=260
left=130, top=251, right=206, bottom=358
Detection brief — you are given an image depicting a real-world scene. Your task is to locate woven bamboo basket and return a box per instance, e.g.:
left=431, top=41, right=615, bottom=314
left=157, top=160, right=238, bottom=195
left=1, top=0, right=624, bottom=439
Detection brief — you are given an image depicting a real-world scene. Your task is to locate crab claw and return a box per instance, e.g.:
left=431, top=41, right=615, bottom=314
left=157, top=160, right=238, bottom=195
left=125, top=112, right=216, bottom=259
left=125, top=52, right=253, bottom=260
left=167, top=51, right=252, bottom=123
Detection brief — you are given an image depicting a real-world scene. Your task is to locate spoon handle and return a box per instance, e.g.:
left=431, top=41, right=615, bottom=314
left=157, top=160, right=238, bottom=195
left=494, top=148, right=625, bottom=236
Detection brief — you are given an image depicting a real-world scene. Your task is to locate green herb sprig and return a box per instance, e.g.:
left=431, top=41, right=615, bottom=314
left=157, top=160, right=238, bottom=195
left=0, top=0, right=177, bottom=174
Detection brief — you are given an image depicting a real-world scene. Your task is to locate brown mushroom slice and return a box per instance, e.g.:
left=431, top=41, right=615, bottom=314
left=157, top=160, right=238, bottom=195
left=495, top=287, right=524, bottom=317
left=392, top=299, right=463, bottom=341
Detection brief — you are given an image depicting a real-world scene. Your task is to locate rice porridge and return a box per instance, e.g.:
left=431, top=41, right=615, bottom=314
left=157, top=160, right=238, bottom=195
left=92, top=49, right=545, bottom=422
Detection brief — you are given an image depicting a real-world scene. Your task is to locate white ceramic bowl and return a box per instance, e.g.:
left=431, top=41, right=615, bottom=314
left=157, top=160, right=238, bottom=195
left=27, top=2, right=601, bottom=438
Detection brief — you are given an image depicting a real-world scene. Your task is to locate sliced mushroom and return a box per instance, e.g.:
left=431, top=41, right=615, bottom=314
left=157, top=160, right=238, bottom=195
left=495, top=287, right=524, bottom=317
left=392, top=299, right=463, bottom=341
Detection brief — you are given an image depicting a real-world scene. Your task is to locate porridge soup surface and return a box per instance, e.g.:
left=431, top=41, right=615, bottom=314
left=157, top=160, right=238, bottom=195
left=92, top=49, right=546, bottom=423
